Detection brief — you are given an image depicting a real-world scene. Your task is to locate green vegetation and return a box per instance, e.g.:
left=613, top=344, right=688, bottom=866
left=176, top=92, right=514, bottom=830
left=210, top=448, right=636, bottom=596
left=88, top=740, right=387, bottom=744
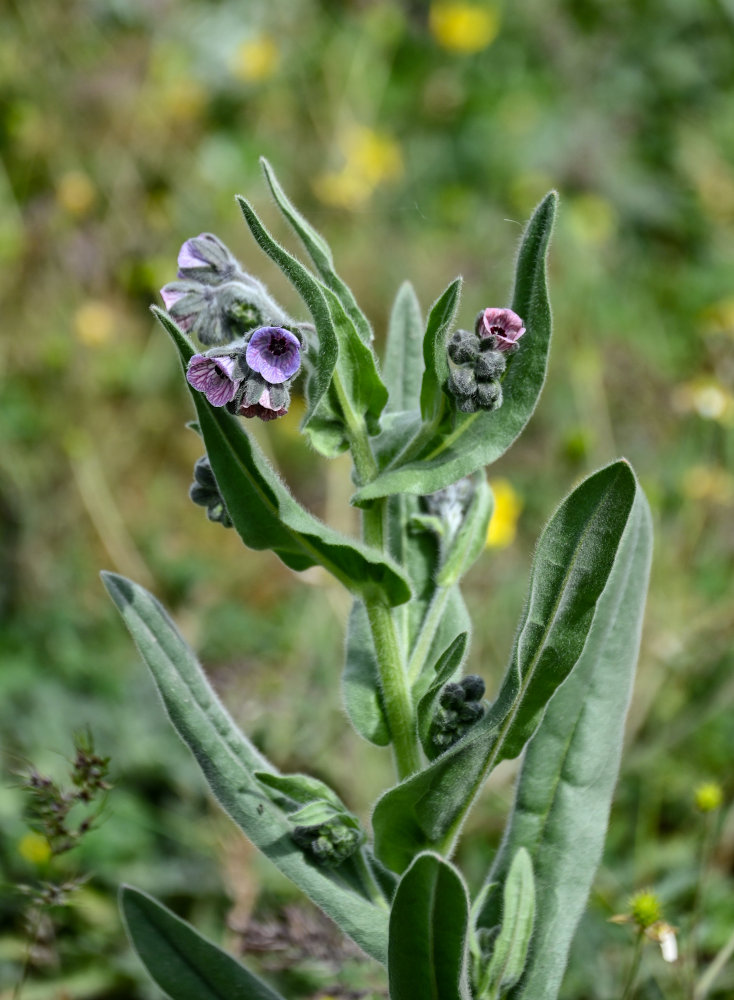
left=1, top=2, right=732, bottom=997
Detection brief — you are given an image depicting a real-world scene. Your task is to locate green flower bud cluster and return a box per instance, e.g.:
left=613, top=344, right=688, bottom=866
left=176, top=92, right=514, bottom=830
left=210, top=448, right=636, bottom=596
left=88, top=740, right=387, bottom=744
left=444, top=325, right=507, bottom=413
left=432, top=674, right=486, bottom=750
left=189, top=456, right=232, bottom=528
left=292, top=817, right=364, bottom=867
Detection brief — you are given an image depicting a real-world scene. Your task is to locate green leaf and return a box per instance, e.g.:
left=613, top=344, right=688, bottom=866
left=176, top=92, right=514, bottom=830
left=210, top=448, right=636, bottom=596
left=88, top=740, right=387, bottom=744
left=155, top=309, right=410, bottom=608
left=476, top=483, right=653, bottom=1000
left=120, top=886, right=285, bottom=1000
left=261, top=157, right=373, bottom=346
left=353, top=193, right=557, bottom=503
left=253, top=771, right=346, bottom=812
left=372, top=461, right=639, bottom=874
left=479, top=848, right=535, bottom=998
left=384, top=281, right=424, bottom=413
left=416, top=633, right=469, bottom=760
left=236, top=195, right=387, bottom=446
left=103, top=572, right=389, bottom=963
left=388, top=853, right=473, bottom=1000
left=435, top=474, right=493, bottom=588
left=420, top=277, right=463, bottom=423
left=343, top=600, right=390, bottom=746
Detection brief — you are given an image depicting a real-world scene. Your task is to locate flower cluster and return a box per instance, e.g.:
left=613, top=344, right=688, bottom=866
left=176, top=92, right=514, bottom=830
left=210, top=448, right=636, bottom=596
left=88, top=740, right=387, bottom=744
left=291, top=817, right=364, bottom=867
left=432, top=674, right=486, bottom=751
left=160, top=233, right=291, bottom=346
left=444, top=307, right=525, bottom=413
left=186, top=324, right=302, bottom=421
left=189, top=456, right=232, bottom=527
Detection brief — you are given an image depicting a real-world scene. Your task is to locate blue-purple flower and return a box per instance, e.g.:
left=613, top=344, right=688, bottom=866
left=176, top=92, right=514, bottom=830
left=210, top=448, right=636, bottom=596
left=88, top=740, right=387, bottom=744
left=186, top=354, right=242, bottom=406
left=177, top=233, right=240, bottom=285
left=245, top=326, right=301, bottom=384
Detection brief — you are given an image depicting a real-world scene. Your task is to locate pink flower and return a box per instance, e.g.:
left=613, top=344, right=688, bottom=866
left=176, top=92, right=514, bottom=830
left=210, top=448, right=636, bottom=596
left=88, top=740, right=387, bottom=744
left=186, top=354, right=242, bottom=407
left=238, top=386, right=288, bottom=421
left=245, top=326, right=301, bottom=384
left=480, top=308, right=526, bottom=352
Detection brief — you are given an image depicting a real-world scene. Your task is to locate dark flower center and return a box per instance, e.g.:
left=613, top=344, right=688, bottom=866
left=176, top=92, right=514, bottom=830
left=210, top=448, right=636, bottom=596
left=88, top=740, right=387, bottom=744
left=268, top=334, right=289, bottom=357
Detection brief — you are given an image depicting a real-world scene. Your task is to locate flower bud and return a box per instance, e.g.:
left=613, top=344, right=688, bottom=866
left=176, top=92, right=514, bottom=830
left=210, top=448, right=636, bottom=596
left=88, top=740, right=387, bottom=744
left=461, top=674, right=486, bottom=701
left=291, top=817, right=364, bottom=867
left=474, top=348, right=506, bottom=382
left=177, top=233, right=242, bottom=285
left=476, top=380, right=503, bottom=411
left=439, top=682, right=466, bottom=710
left=448, top=329, right=480, bottom=365
left=189, top=456, right=232, bottom=528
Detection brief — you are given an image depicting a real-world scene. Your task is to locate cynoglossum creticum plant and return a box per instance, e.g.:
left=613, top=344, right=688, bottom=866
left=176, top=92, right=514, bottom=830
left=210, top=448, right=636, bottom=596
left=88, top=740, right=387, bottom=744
left=103, top=158, right=653, bottom=1000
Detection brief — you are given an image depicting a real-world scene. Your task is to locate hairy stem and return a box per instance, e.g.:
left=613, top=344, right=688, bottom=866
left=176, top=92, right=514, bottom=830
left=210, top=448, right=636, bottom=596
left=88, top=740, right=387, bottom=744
left=365, top=601, right=422, bottom=779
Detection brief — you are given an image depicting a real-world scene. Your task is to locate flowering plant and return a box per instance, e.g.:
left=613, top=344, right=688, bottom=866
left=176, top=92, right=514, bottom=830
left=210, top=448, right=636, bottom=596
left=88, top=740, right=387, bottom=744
left=103, top=160, right=652, bottom=1000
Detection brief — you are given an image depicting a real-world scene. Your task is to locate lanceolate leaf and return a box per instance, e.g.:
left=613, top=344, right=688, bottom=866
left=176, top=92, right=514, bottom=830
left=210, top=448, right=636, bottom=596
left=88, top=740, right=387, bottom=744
left=353, top=192, right=557, bottom=503
left=476, top=485, right=653, bottom=1000
left=384, top=281, right=424, bottom=414
left=343, top=600, right=391, bottom=746
left=420, top=277, right=463, bottom=423
left=121, top=886, right=286, bottom=1000
left=261, top=157, right=373, bottom=346
left=372, top=461, right=638, bottom=874
left=103, top=573, right=389, bottom=964
left=155, top=309, right=409, bottom=608
left=388, top=853, right=473, bottom=1000
left=479, top=848, right=535, bottom=997
left=236, top=195, right=387, bottom=445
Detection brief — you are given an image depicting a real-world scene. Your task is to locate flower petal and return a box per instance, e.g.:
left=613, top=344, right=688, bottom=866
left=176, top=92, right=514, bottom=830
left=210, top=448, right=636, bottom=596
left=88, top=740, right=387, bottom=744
left=245, top=326, right=301, bottom=384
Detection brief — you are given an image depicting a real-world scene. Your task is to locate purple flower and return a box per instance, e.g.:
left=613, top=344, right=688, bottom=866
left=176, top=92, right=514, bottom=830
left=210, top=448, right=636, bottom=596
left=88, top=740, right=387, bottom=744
left=245, top=326, right=301, bottom=384
left=480, top=308, right=526, bottom=352
left=160, top=285, right=186, bottom=311
left=177, top=233, right=240, bottom=285
left=186, top=354, right=242, bottom=407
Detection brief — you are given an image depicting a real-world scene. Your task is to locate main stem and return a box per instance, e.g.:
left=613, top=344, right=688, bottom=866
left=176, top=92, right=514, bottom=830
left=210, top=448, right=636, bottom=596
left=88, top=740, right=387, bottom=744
left=365, top=600, right=422, bottom=779
left=332, top=372, right=422, bottom=779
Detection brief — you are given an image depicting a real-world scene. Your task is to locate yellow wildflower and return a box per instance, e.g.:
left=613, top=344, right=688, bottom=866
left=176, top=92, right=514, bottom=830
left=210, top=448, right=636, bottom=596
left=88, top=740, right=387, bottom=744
left=18, top=832, right=52, bottom=866
left=628, top=889, right=662, bottom=930
left=694, top=782, right=723, bottom=813
left=56, top=170, right=96, bottom=217
left=429, top=3, right=500, bottom=54
left=313, top=126, right=403, bottom=210
left=486, top=479, right=522, bottom=548
left=231, top=35, right=280, bottom=83
left=74, top=301, right=116, bottom=347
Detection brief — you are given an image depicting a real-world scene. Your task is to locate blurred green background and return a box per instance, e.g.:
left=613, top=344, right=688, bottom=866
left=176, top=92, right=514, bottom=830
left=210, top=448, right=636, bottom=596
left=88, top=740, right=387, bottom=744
left=1, top=1, right=733, bottom=997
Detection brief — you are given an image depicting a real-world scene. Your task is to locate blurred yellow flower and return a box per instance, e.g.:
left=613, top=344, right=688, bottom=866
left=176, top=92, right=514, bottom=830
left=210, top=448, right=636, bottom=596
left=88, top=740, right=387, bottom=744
left=231, top=35, right=280, bottom=83
left=429, top=3, right=500, bottom=54
left=18, top=832, right=51, bottom=865
left=681, top=465, right=733, bottom=504
left=486, top=479, right=522, bottom=548
left=74, top=300, right=116, bottom=347
left=56, top=170, right=96, bottom=217
left=699, top=296, right=734, bottom=337
left=313, top=126, right=403, bottom=210
left=567, top=194, right=618, bottom=246
left=162, top=78, right=207, bottom=123
left=628, top=889, right=662, bottom=930
left=694, top=781, right=723, bottom=813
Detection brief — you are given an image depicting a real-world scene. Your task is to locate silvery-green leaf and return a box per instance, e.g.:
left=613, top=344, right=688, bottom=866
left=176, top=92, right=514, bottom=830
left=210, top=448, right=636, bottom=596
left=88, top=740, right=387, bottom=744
left=388, top=853, right=473, bottom=1000
left=476, top=485, right=652, bottom=1000
left=478, top=848, right=535, bottom=998
left=353, top=193, right=557, bottom=503
left=372, top=461, right=639, bottom=874
left=155, top=310, right=410, bottom=608
left=383, top=281, right=424, bottom=413
left=103, top=573, right=388, bottom=963
left=261, top=158, right=373, bottom=346
left=121, top=886, right=285, bottom=1000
